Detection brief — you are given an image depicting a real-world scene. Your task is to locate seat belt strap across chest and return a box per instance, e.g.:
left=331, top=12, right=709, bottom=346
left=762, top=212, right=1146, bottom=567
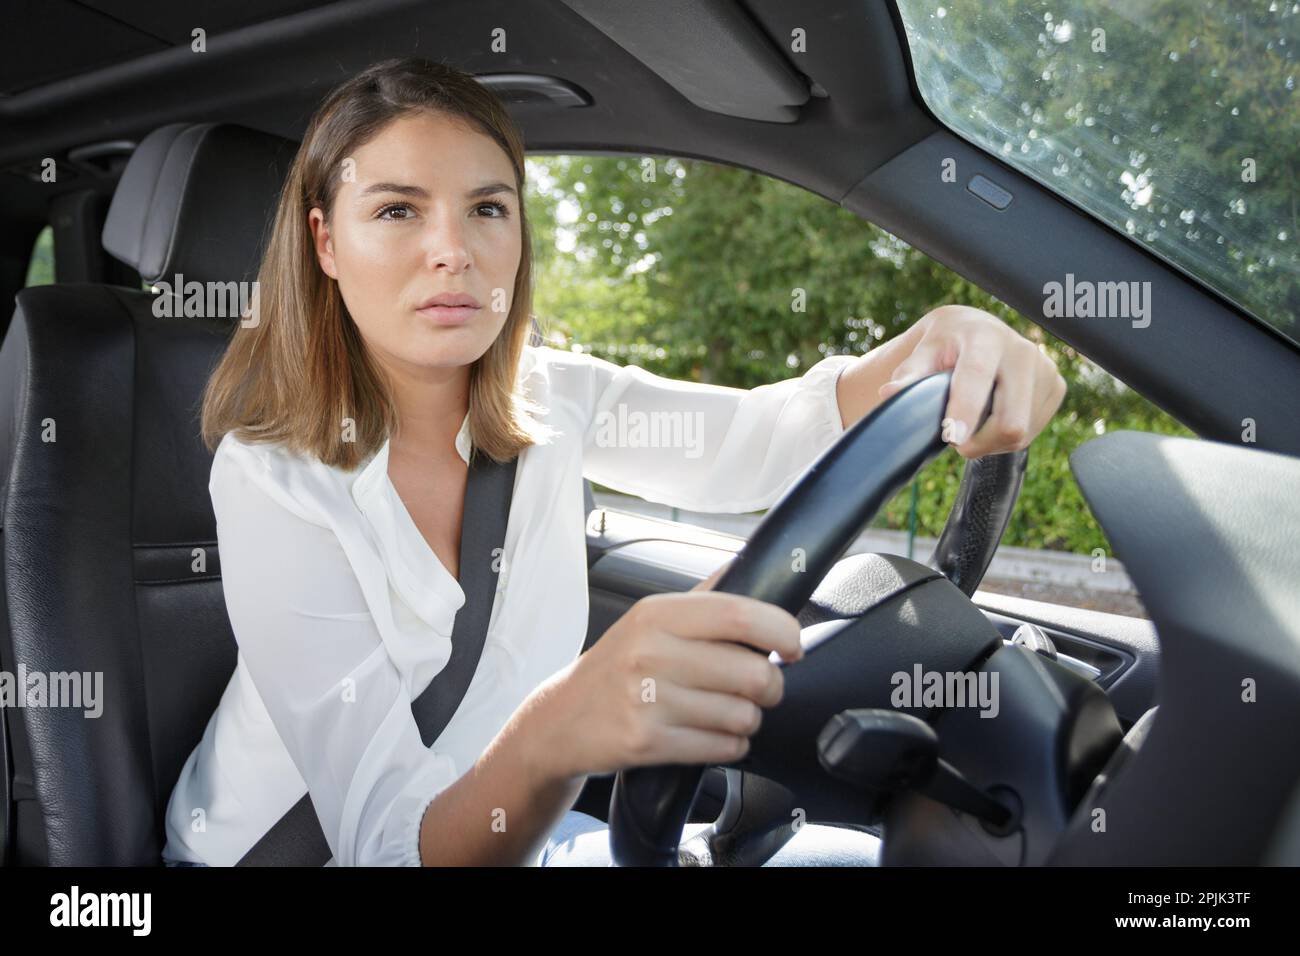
left=235, top=450, right=517, bottom=866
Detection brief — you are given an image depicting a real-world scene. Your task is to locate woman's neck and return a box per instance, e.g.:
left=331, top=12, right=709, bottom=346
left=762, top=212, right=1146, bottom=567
left=385, top=361, right=471, bottom=465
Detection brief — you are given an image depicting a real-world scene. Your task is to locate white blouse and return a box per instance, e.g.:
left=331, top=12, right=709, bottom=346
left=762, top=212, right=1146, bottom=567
left=162, top=343, right=855, bottom=866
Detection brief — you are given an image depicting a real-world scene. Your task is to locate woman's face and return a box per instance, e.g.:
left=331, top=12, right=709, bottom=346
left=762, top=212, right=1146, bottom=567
left=308, top=111, right=521, bottom=377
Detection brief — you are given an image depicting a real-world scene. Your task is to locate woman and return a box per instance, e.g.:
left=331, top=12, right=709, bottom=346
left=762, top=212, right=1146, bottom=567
left=162, top=57, right=1064, bottom=867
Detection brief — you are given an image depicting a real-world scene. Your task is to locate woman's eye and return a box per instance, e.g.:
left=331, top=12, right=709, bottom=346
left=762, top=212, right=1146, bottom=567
left=374, top=201, right=508, bottom=220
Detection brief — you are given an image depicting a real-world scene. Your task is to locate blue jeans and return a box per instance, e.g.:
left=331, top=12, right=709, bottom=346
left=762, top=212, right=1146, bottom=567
left=538, top=809, right=881, bottom=866
left=165, top=811, right=882, bottom=866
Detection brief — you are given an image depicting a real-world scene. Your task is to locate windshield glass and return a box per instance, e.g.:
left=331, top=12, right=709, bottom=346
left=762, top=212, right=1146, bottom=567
left=893, top=0, right=1299, bottom=347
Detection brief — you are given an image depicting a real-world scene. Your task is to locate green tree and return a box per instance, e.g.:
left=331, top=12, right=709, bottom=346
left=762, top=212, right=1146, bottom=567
left=527, top=151, right=1194, bottom=555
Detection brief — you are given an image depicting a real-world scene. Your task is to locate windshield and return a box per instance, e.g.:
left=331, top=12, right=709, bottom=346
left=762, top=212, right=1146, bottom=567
left=893, top=0, right=1299, bottom=347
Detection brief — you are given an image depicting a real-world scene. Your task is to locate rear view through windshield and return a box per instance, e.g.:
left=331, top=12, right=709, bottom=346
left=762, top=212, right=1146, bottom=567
left=894, top=0, right=1299, bottom=346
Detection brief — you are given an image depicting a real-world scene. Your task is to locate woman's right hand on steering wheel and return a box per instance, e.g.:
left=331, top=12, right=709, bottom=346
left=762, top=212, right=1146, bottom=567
left=529, top=559, right=804, bottom=784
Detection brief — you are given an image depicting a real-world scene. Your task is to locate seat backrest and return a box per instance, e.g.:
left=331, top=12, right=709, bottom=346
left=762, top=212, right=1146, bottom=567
left=0, top=123, right=296, bottom=865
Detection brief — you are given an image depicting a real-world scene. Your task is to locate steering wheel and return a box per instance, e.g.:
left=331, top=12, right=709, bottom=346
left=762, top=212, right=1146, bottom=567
left=607, top=370, right=1028, bottom=866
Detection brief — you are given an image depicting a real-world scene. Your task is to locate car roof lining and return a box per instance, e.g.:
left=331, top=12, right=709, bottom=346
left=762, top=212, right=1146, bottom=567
left=0, top=0, right=925, bottom=199
left=0, top=0, right=339, bottom=95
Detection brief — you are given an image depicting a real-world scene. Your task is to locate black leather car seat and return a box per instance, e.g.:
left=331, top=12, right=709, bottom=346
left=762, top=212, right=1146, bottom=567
left=0, top=123, right=297, bottom=865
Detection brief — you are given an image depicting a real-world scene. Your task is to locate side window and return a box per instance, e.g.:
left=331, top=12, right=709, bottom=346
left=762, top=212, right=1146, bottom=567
left=23, top=225, right=54, bottom=287
left=527, top=155, right=1187, bottom=617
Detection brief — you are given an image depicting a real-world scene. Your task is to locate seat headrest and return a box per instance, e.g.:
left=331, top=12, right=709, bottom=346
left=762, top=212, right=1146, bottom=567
left=103, top=122, right=298, bottom=288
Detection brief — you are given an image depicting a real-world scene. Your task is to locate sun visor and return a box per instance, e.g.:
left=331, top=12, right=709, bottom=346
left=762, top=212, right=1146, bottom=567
left=560, top=0, right=809, bottom=122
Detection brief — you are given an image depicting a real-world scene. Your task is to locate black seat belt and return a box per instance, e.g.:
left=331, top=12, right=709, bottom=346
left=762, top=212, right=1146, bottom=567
left=236, top=450, right=518, bottom=866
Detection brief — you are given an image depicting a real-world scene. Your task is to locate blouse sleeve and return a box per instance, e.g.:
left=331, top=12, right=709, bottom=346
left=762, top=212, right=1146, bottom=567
left=570, top=349, right=858, bottom=513
left=210, top=444, right=458, bottom=867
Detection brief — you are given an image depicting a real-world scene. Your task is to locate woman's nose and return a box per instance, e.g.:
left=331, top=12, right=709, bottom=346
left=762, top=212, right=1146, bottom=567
left=423, top=215, right=472, bottom=273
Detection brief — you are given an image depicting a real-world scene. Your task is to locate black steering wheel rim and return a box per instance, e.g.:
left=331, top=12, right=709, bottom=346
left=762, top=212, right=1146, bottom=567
left=607, top=370, right=1028, bottom=866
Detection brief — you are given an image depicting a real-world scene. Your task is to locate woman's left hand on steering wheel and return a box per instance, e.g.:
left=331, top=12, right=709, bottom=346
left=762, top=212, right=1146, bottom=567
left=838, top=305, right=1067, bottom=460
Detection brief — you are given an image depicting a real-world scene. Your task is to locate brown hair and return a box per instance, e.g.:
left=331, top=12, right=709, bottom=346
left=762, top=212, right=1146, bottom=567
left=200, top=56, right=552, bottom=469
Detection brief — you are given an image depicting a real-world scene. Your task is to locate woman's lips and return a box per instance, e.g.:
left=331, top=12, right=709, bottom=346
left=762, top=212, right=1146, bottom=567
left=416, top=305, right=481, bottom=325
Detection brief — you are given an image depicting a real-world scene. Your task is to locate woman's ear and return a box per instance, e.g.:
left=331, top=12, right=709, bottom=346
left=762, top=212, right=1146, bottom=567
left=307, top=207, right=339, bottom=280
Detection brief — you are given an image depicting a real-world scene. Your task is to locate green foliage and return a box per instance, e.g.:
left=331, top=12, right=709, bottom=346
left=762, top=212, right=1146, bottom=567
left=24, top=226, right=53, bottom=287
left=525, top=153, right=1194, bottom=555
left=897, top=0, right=1298, bottom=342
left=878, top=405, right=1190, bottom=556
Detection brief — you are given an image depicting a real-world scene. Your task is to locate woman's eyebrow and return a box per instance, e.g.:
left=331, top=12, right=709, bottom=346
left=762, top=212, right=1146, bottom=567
left=356, top=181, right=517, bottom=199
left=467, top=182, right=517, bottom=198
